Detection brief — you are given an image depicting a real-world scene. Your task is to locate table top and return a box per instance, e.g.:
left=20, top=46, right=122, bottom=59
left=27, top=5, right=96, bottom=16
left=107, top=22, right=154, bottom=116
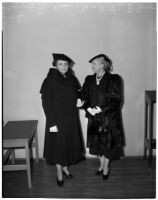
left=3, top=120, right=38, bottom=141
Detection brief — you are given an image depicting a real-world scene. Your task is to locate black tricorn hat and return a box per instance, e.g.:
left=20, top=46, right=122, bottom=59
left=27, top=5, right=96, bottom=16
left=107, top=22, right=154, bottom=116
left=89, top=54, right=112, bottom=65
left=52, top=53, right=75, bottom=65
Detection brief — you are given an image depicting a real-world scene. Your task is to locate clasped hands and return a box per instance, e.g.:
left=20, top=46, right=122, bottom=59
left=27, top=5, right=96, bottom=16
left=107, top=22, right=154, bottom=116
left=87, top=106, right=102, bottom=116
left=76, top=99, right=102, bottom=115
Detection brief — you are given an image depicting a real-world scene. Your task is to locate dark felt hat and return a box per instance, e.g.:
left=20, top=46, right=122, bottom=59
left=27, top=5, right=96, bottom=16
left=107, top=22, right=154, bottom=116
left=89, top=54, right=111, bottom=64
left=52, top=53, right=75, bottom=64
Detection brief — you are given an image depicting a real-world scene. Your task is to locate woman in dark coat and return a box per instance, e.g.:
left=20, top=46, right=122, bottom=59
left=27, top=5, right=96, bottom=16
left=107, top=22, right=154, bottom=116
left=40, top=53, right=85, bottom=186
left=80, top=54, right=124, bottom=180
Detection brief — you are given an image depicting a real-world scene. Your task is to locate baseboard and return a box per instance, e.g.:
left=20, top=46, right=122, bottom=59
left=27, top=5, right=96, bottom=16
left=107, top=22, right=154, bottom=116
left=6, top=155, right=155, bottom=162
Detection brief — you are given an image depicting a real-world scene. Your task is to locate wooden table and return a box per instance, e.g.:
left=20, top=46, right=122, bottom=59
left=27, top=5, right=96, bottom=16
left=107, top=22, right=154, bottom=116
left=144, top=91, right=156, bottom=165
left=3, top=120, right=39, bottom=188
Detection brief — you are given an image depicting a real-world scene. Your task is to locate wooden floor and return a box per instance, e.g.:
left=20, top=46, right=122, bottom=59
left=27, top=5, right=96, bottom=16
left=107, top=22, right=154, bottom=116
left=2, top=157, right=156, bottom=198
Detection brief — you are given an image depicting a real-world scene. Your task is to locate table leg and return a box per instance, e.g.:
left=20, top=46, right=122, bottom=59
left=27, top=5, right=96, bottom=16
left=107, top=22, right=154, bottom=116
left=35, top=129, right=39, bottom=163
left=11, top=149, right=15, bottom=164
left=148, top=103, right=153, bottom=165
left=144, top=101, right=148, bottom=160
left=29, top=143, right=33, bottom=161
left=25, top=140, right=32, bottom=188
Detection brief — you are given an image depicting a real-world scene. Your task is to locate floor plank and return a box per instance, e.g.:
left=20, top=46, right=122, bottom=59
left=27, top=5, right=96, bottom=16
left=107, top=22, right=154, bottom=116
left=2, top=157, right=156, bottom=198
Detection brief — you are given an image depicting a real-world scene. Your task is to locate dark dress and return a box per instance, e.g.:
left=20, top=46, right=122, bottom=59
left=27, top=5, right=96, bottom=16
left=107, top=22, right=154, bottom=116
left=81, top=71, right=124, bottom=160
left=40, top=68, right=85, bottom=166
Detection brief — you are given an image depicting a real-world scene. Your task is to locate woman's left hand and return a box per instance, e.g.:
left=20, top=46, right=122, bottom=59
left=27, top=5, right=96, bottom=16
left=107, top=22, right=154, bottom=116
left=93, top=106, right=102, bottom=114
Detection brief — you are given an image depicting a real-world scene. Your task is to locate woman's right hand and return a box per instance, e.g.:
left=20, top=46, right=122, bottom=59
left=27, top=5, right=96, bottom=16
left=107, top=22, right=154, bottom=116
left=49, top=125, right=58, bottom=132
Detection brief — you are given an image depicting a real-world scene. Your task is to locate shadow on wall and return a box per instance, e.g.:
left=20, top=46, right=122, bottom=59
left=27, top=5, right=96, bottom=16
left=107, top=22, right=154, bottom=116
left=71, top=67, right=87, bottom=155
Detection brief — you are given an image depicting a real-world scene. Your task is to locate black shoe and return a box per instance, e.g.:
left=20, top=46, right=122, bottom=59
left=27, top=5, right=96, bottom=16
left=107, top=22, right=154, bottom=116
left=63, top=171, right=75, bottom=179
left=56, top=176, right=64, bottom=187
left=95, top=169, right=103, bottom=176
left=102, top=169, right=110, bottom=180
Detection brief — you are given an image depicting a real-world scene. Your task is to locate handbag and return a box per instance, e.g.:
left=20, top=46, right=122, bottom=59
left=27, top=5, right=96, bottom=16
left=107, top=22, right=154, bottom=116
left=88, top=119, right=109, bottom=136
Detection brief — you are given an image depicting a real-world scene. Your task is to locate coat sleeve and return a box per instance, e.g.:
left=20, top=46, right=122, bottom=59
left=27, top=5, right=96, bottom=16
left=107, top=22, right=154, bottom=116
left=40, top=78, right=56, bottom=127
left=100, top=74, right=122, bottom=114
left=80, top=75, right=92, bottom=111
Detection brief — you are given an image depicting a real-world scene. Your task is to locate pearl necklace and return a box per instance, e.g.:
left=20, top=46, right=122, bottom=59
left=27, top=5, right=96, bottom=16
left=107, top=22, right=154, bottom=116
left=96, top=72, right=105, bottom=85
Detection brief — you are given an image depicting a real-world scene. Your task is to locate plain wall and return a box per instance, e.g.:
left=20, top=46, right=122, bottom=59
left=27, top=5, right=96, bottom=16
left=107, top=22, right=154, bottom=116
left=3, top=3, right=157, bottom=158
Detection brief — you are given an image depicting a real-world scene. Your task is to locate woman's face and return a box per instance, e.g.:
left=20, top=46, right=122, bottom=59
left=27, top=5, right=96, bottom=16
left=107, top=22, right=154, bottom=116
left=56, top=60, right=69, bottom=75
left=91, top=58, right=104, bottom=74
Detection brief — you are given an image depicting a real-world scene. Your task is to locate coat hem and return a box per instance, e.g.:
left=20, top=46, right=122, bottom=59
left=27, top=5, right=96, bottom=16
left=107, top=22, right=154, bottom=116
left=43, top=155, right=86, bottom=166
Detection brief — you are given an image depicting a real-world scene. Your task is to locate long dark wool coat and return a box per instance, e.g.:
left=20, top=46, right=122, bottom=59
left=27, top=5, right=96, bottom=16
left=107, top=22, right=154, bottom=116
left=40, top=68, right=85, bottom=166
left=81, top=71, right=125, bottom=160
